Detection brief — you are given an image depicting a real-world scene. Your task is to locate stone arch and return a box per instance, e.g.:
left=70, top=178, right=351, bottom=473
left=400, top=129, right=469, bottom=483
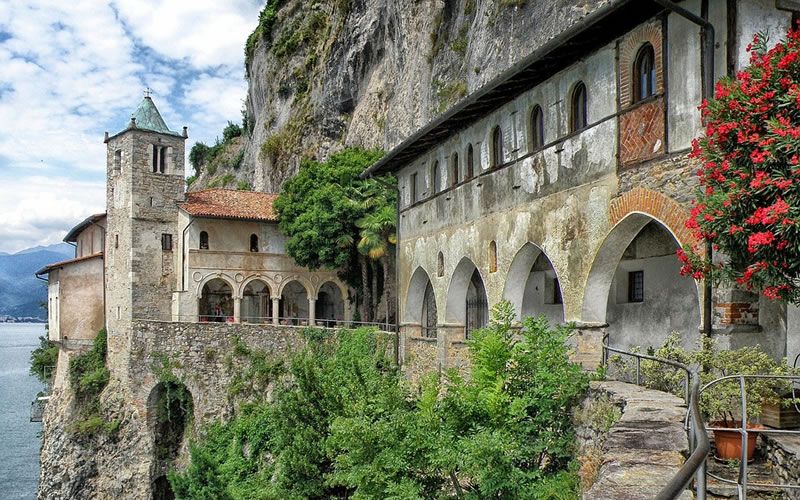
left=241, top=278, right=271, bottom=323
left=502, top=243, right=565, bottom=324
left=276, top=276, right=314, bottom=297
left=446, top=257, right=488, bottom=328
left=608, top=188, right=698, bottom=249
left=316, top=280, right=346, bottom=325
left=279, top=279, right=310, bottom=324
left=147, top=381, right=194, bottom=469
left=405, top=266, right=434, bottom=324
left=239, top=275, right=275, bottom=298
left=198, top=277, right=234, bottom=322
left=582, top=205, right=701, bottom=348
left=196, top=273, right=236, bottom=299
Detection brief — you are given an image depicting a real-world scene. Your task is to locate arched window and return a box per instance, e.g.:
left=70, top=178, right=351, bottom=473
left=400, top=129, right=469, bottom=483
left=450, top=152, right=459, bottom=186
left=466, top=144, right=474, bottom=179
left=633, top=43, right=656, bottom=102
left=570, top=82, right=588, bottom=132
left=489, top=241, right=498, bottom=273
left=491, top=126, right=504, bottom=167
left=530, top=105, right=544, bottom=150
left=250, top=234, right=259, bottom=252
left=199, top=231, right=209, bottom=250
left=432, top=161, right=441, bottom=194
left=437, top=251, right=444, bottom=277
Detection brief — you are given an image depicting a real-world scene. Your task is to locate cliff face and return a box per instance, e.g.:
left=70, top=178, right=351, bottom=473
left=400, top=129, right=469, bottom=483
left=193, top=0, right=614, bottom=193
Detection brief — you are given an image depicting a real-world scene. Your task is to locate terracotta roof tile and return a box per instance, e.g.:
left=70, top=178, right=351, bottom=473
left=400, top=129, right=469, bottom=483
left=180, top=189, right=280, bottom=222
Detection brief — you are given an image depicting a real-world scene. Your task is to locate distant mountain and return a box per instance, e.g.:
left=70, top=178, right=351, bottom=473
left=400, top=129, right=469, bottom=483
left=0, top=243, right=76, bottom=319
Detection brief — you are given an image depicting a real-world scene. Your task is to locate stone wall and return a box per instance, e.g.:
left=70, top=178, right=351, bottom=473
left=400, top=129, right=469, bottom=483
left=575, top=380, right=692, bottom=499
left=38, top=321, right=395, bottom=500
left=763, top=433, right=800, bottom=499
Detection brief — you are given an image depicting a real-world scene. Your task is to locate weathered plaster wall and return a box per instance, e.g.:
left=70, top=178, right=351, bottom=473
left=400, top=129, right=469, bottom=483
left=75, top=222, right=106, bottom=259
left=50, top=257, right=105, bottom=343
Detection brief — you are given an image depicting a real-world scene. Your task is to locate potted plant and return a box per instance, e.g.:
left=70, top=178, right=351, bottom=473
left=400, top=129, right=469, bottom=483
left=697, top=340, right=793, bottom=461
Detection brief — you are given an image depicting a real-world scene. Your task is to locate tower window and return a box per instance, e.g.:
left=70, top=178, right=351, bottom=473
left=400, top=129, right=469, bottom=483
left=491, top=126, right=504, bottom=167
left=152, top=145, right=158, bottom=173
left=633, top=43, right=656, bottom=103
left=199, top=231, right=209, bottom=250
left=466, top=144, right=474, bottom=179
left=250, top=234, right=259, bottom=252
left=432, top=161, right=441, bottom=194
left=530, top=105, right=544, bottom=150
left=570, top=81, right=588, bottom=132
left=114, top=150, right=122, bottom=170
left=115, top=234, right=119, bottom=249
left=160, top=146, right=167, bottom=173
left=450, top=152, right=459, bottom=186
left=161, top=233, right=173, bottom=251
left=628, top=270, right=644, bottom=303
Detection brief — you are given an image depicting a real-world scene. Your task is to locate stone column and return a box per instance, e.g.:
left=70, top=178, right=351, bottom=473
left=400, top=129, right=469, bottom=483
left=233, top=297, right=241, bottom=324
left=308, top=298, right=316, bottom=327
left=272, top=298, right=280, bottom=325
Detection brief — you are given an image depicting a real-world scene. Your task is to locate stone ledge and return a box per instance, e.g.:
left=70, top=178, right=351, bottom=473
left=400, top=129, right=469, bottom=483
left=579, top=380, right=691, bottom=499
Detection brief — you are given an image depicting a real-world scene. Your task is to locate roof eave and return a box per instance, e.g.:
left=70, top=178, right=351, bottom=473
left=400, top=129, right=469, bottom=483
left=361, top=0, right=664, bottom=178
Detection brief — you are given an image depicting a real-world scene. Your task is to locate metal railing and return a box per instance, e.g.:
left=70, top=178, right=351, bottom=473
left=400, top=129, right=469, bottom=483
left=701, top=374, right=800, bottom=499
left=602, top=339, right=709, bottom=500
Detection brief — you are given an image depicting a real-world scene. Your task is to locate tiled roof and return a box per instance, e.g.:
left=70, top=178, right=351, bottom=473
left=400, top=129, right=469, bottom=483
left=35, top=252, right=103, bottom=276
left=131, top=96, right=182, bottom=136
left=180, top=189, right=280, bottom=222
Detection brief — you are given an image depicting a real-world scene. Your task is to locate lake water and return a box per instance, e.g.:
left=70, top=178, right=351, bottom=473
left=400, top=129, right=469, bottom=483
left=0, top=323, right=45, bottom=500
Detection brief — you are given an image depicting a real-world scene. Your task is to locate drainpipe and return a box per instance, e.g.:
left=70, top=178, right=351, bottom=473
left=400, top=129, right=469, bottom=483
left=651, top=0, right=715, bottom=337
left=180, top=217, right=195, bottom=291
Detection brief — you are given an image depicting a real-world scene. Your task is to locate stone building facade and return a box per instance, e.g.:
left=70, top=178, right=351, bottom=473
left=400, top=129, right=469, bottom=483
left=363, top=0, right=800, bottom=373
left=37, top=97, right=352, bottom=498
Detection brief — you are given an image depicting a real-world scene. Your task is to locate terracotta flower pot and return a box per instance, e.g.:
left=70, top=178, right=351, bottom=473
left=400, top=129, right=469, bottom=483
left=711, top=421, right=763, bottom=461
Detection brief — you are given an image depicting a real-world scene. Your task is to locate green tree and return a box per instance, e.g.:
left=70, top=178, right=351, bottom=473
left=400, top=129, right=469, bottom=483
left=30, top=335, right=57, bottom=384
left=274, top=147, right=395, bottom=321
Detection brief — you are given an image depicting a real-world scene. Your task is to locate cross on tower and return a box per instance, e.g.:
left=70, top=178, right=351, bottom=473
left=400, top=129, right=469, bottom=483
left=144, top=87, right=153, bottom=98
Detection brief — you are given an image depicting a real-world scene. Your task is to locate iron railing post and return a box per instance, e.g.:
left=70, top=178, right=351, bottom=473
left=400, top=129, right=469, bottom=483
left=739, top=376, right=748, bottom=500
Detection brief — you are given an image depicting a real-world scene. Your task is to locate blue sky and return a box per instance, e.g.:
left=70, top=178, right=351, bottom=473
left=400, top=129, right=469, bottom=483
left=0, top=0, right=264, bottom=253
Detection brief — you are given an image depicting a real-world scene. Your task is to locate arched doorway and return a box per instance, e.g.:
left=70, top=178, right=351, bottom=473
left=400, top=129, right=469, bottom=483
left=502, top=243, right=564, bottom=325
left=280, top=280, right=309, bottom=325
left=406, top=267, right=437, bottom=338
left=242, top=280, right=270, bottom=323
left=148, top=381, right=193, bottom=499
left=317, top=282, right=345, bottom=327
left=583, top=214, right=700, bottom=350
left=446, top=258, right=488, bottom=339
left=199, top=278, right=233, bottom=322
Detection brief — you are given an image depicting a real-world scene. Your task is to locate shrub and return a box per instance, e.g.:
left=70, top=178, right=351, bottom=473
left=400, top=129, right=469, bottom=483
left=222, top=121, right=243, bottom=143
left=188, top=142, right=210, bottom=175
left=680, top=28, right=800, bottom=303
left=170, top=306, right=588, bottom=498
left=236, top=180, right=251, bottom=191
left=30, top=335, right=58, bottom=385
left=68, top=329, right=113, bottom=435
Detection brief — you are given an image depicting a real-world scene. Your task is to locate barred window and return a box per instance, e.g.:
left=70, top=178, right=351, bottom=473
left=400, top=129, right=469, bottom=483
left=628, top=270, right=644, bottom=303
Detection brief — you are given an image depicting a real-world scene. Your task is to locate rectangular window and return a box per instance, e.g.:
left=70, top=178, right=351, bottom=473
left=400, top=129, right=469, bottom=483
left=410, top=173, right=418, bottom=203
left=161, top=233, right=173, bottom=251
left=160, top=146, right=167, bottom=173
left=152, top=145, right=158, bottom=173
left=114, top=150, right=122, bottom=170
left=115, top=234, right=119, bottom=249
left=628, top=271, right=644, bottom=303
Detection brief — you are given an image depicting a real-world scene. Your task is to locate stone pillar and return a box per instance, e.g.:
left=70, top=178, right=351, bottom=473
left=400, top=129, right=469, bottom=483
left=713, top=285, right=760, bottom=333
left=570, top=324, right=606, bottom=371
left=308, top=298, right=316, bottom=327
left=272, top=298, right=280, bottom=326
left=233, top=297, right=241, bottom=324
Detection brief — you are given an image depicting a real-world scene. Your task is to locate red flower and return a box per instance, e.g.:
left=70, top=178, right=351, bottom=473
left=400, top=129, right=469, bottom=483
left=748, top=231, right=776, bottom=253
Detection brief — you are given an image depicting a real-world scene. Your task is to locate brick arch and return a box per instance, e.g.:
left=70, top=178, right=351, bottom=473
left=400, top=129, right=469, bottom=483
left=618, top=20, right=664, bottom=105
left=608, top=188, right=698, bottom=249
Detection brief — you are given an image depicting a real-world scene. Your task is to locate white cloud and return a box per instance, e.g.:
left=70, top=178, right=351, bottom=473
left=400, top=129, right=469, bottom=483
left=0, top=175, right=105, bottom=253
left=0, top=0, right=263, bottom=252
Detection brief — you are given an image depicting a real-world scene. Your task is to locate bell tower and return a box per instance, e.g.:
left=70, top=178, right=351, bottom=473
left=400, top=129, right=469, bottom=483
left=103, top=93, right=187, bottom=362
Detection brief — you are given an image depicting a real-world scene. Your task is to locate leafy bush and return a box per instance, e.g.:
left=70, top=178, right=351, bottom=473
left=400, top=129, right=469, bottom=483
left=222, top=121, right=243, bottom=143
left=680, top=28, right=800, bottom=302
left=236, top=180, right=251, bottom=191
left=30, top=335, right=58, bottom=384
left=188, top=142, right=210, bottom=176
left=68, top=329, right=114, bottom=435
left=244, top=0, right=286, bottom=75
left=169, top=307, right=588, bottom=498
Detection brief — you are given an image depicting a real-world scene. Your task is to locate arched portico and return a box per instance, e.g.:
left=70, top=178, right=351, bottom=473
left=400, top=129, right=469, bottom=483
left=241, top=279, right=271, bottom=323
left=316, top=281, right=346, bottom=327
left=198, top=278, right=234, bottom=322
left=279, top=280, right=311, bottom=325
left=405, top=267, right=438, bottom=338
left=502, top=243, right=565, bottom=325
left=582, top=212, right=701, bottom=350
left=446, top=258, right=488, bottom=338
